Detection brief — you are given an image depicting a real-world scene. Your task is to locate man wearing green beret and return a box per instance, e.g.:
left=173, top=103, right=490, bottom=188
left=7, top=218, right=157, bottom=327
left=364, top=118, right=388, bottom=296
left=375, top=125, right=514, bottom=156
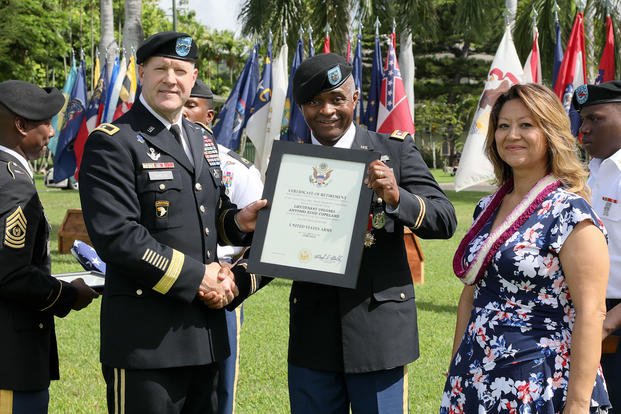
left=287, top=53, right=457, bottom=413
left=574, top=79, right=621, bottom=412
left=79, top=32, right=265, bottom=413
left=0, top=80, right=99, bottom=413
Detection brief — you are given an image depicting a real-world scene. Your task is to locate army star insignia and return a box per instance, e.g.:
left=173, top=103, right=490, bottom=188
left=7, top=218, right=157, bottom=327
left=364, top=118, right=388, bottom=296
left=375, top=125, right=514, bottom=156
left=147, top=147, right=161, bottom=161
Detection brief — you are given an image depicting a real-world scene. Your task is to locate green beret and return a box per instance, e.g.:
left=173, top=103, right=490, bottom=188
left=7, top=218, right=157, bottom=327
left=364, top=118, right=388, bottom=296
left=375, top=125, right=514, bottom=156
left=190, top=79, right=214, bottom=99
left=136, top=31, right=198, bottom=65
left=293, top=53, right=353, bottom=105
left=572, top=80, right=621, bottom=111
left=0, top=80, right=64, bottom=121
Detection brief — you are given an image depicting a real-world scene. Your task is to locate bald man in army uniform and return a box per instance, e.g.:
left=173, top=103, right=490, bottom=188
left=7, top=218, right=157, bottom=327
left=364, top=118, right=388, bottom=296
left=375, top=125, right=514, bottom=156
left=0, top=80, right=98, bottom=413
left=286, top=53, right=457, bottom=413
left=79, top=32, right=265, bottom=414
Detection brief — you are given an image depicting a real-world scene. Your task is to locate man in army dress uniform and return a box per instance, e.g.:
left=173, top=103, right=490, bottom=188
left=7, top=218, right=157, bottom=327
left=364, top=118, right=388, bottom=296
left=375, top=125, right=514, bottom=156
left=286, top=53, right=457, bottom=413
left=79, top=32, right=265, bottom=414
left=0, top=80, right=99, bottom=413
left=184, top=80, right=264, bottom=414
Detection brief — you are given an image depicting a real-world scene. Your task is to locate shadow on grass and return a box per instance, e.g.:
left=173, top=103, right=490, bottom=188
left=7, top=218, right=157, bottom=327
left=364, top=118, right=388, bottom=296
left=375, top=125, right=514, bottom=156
left=416, top=300, right=457, bottom=314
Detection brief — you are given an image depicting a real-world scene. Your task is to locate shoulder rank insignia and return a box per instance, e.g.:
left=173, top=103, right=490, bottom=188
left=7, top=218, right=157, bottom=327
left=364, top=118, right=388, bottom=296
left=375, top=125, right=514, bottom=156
left=4, top=206, right=27, bottom=249
left=389, top=130, right=409, bottom=141
left=93, top=123, right=120, bottom=136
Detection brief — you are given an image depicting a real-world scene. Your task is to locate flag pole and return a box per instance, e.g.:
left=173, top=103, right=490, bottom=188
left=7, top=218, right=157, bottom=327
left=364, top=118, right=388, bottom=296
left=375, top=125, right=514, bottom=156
left=552, top=0, right=560, bottom=24
left=375, top=17, right=380, bottom=38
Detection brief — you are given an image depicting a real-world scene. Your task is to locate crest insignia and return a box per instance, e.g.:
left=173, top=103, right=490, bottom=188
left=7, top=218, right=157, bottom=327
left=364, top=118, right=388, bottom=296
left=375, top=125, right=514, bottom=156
left=176, top=37, right=192, bottom=57
left=327, top=66, right=342, bottom=86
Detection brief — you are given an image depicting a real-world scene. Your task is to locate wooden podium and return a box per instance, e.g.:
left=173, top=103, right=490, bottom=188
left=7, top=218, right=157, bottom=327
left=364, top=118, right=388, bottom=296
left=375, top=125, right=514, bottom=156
left=58, top=209, right=92, bottom=254
left=403, top=227, right=425, bottom=284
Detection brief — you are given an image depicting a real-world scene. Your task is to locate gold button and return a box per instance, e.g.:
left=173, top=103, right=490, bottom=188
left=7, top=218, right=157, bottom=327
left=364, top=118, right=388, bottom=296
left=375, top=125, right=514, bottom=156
left=136, top=289, right=143, bottom=296
left=207, top=250, right=211, bottom=259
left=293, top=298, right=298, bottom=304
left=400, top=292, right=406, bottom=300
left=38, top=323, right=44, bottom=329
left=195, top=183, right=202, bottom=191
left=199, top=205, right=206, bottom=213
left=204, top=227, right=210, bottom=236
left=158, top=183, right=166, bottom=191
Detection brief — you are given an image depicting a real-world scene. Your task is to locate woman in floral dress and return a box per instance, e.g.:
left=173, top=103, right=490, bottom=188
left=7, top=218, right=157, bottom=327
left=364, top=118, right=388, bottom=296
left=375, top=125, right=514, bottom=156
left=441, top=84, right=611, bottom=413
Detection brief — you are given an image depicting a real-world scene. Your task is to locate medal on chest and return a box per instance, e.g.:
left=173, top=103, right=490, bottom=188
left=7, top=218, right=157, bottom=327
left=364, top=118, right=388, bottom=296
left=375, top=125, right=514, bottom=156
left=202, top=134, right=220, bottom=167
left=602, top=196, right=618, bottom=216
left=364, top=196, right=386, bottom=247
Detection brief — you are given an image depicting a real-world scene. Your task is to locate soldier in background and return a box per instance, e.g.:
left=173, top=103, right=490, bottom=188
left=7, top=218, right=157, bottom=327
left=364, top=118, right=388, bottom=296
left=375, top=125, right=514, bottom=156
left=0, top=80, right=98, bottom=414
left=184, top=80, right=264, bottom=414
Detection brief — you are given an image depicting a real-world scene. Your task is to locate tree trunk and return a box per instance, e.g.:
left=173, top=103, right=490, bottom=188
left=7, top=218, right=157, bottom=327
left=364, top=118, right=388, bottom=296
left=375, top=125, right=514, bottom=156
left=123, top=0, right=144, bottom=55
left=399, top=30, right=415, bottom=123
left=583, top=2, right=597, bottom=83
left=100, top=0, right=118, bottom=82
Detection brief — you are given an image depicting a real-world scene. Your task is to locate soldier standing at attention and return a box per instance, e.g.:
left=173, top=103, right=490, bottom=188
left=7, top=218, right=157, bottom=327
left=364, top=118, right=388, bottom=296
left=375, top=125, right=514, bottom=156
left=184, top=79, right=264, bottom=414
left=0, top=80, right=98, bottom=414
left=574, top=80, right=621, bottom=412
left=79, top=32, right=265, bottom=414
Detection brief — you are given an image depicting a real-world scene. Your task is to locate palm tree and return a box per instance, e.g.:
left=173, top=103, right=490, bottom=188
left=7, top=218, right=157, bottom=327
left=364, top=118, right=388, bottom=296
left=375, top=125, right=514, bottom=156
left=123, top=0, right=144, bottom=54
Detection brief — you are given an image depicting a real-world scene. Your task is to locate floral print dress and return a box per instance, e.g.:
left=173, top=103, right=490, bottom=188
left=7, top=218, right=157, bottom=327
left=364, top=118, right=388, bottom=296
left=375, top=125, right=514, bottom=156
left=440, top=188, right=610, bottom=413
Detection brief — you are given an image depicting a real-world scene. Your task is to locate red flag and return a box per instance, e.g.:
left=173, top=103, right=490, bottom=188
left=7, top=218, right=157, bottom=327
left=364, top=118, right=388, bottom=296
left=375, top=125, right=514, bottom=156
left=553, top=12, right=586, bottom=102
left=345, top=36, right=351, bottom=64
left=523, top=29, right=542, bottom=84
left=596, top=15, right=615, bottom=84
left=323, top=34, right=330, bottom=53
left=377, top=33, right=414, bottom=135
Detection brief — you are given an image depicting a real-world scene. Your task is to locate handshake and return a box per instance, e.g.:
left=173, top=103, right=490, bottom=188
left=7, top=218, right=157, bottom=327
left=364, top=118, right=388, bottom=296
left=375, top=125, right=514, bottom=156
left=197, top=262, right=239, bottom=309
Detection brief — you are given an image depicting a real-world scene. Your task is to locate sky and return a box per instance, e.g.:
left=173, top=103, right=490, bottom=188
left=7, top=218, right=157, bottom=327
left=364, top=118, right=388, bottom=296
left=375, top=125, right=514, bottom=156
left=158, top=0, right=243, bottom=33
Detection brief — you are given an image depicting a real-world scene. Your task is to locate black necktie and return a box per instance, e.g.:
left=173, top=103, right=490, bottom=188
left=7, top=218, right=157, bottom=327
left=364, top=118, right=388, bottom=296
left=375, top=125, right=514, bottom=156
left=170, top=124, right=182, bottom=146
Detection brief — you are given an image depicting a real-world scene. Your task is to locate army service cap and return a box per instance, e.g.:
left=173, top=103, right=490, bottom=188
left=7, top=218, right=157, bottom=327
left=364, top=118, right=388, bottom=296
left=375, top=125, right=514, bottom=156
left=136, top=31, right=198, bottom=64
left=293, top=53, right=353, bottom=105
left=190, top=79, right=214, bottom=99
left=0, top=80, right=64, bottom=121
left=572, top=80, right=621, bottom=111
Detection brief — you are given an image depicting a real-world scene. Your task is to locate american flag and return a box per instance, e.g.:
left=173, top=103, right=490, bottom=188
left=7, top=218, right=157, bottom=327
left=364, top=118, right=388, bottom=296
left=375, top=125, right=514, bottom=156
left=377, top=34, right=414, bottom=135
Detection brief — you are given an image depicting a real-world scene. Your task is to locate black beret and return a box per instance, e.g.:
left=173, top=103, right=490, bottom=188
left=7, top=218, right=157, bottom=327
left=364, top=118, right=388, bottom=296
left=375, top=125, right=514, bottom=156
left=0, top=80, right=64, bottom=121
left=293, top=53, right=353, bottom=105
left=190, top=79, right=213, bottom=99
left=572, top=80, right=621, bottom=111
left=136, top=31, right=198, bottom=65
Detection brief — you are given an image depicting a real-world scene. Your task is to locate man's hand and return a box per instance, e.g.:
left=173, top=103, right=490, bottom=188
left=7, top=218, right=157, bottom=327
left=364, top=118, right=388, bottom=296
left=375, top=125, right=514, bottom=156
left=197, top=262, right=238, bottom=308
left=234, top=199, right=268, bottom=232
left=365, top=160, right=400, bottom=207
left=70, top=278, right=99, bottom=310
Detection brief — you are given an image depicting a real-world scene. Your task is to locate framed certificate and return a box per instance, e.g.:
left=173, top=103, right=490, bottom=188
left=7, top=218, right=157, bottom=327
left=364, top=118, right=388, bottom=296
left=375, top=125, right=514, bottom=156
left=248, top=140, right=378, bottom=288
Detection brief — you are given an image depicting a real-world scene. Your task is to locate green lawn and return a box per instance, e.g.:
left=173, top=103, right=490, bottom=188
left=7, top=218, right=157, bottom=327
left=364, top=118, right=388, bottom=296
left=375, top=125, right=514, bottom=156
left=38, top=177, right=488, bottom=413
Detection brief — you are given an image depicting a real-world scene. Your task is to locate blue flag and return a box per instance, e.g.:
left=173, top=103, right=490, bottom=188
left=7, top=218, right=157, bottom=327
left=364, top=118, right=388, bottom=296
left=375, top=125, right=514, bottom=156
left=352, top=32, right=364, bottom=125
left=102, top=56, right=120, bottom=125
left=308, top=32, right=315, bottom=57
left=552, top=20, right=564, bottom=88
left=249, top=41, right=273, bottom=119
left=53, top=60, right=87, bottom=182
left=49, top=57, right=77, bottom=155
left=213, top=45, right=260, bottom=150
left=281, top=38, right=310, bottom=143
left=364, top=35, right=382, bottom=131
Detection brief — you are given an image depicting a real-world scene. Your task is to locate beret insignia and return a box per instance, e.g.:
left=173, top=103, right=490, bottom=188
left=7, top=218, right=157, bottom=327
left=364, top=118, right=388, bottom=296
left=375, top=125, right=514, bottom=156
left=4, top=206, right=27, bottom=249
left=575, top=85, right=588, bottom=105
left=176, top=36, right=192, bottom=57
left=327, top=66, right=342, bottom=86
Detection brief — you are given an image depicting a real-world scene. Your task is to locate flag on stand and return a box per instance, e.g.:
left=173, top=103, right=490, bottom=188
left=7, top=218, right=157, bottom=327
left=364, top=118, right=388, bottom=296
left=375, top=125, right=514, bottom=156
left=54, top=60, right=88, bottom=182
left=553, top=11, right=586, bottom=135
left=50, top=56, right=77, bottom=155
left=281, top=37, right=310, bottom=143
left=377, top=33, right=415, bottom=135
left=455, top=26, right=523, bottom=191
left=113, top=54, right=138, bottom=119
left=308, top=30, right=315, bottom=57
left=104, top=54, right=127, bottom=123
left=258, top=42, right=288, bottom=176
left=352, top=32, right=364, bottom=125
left=102, top=55, right=121, bottom=124
left=323, top=32, right=330, bottom=53
left=523, top=27, right=542, bottom=84
left=74, top=63, right=107, bottom=179
left=213, top=45, right=260, bottom=150
left=346, top=35, right=352, bottom=64
left=245, top=41, right=273, bottom=173
left=552, top=19, right=564, bottom=88
left=399, top=30, right=416, bottom=126
left=596, top=15, right=615, bottom=84
left=364, top=34, right=382, bottom=131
